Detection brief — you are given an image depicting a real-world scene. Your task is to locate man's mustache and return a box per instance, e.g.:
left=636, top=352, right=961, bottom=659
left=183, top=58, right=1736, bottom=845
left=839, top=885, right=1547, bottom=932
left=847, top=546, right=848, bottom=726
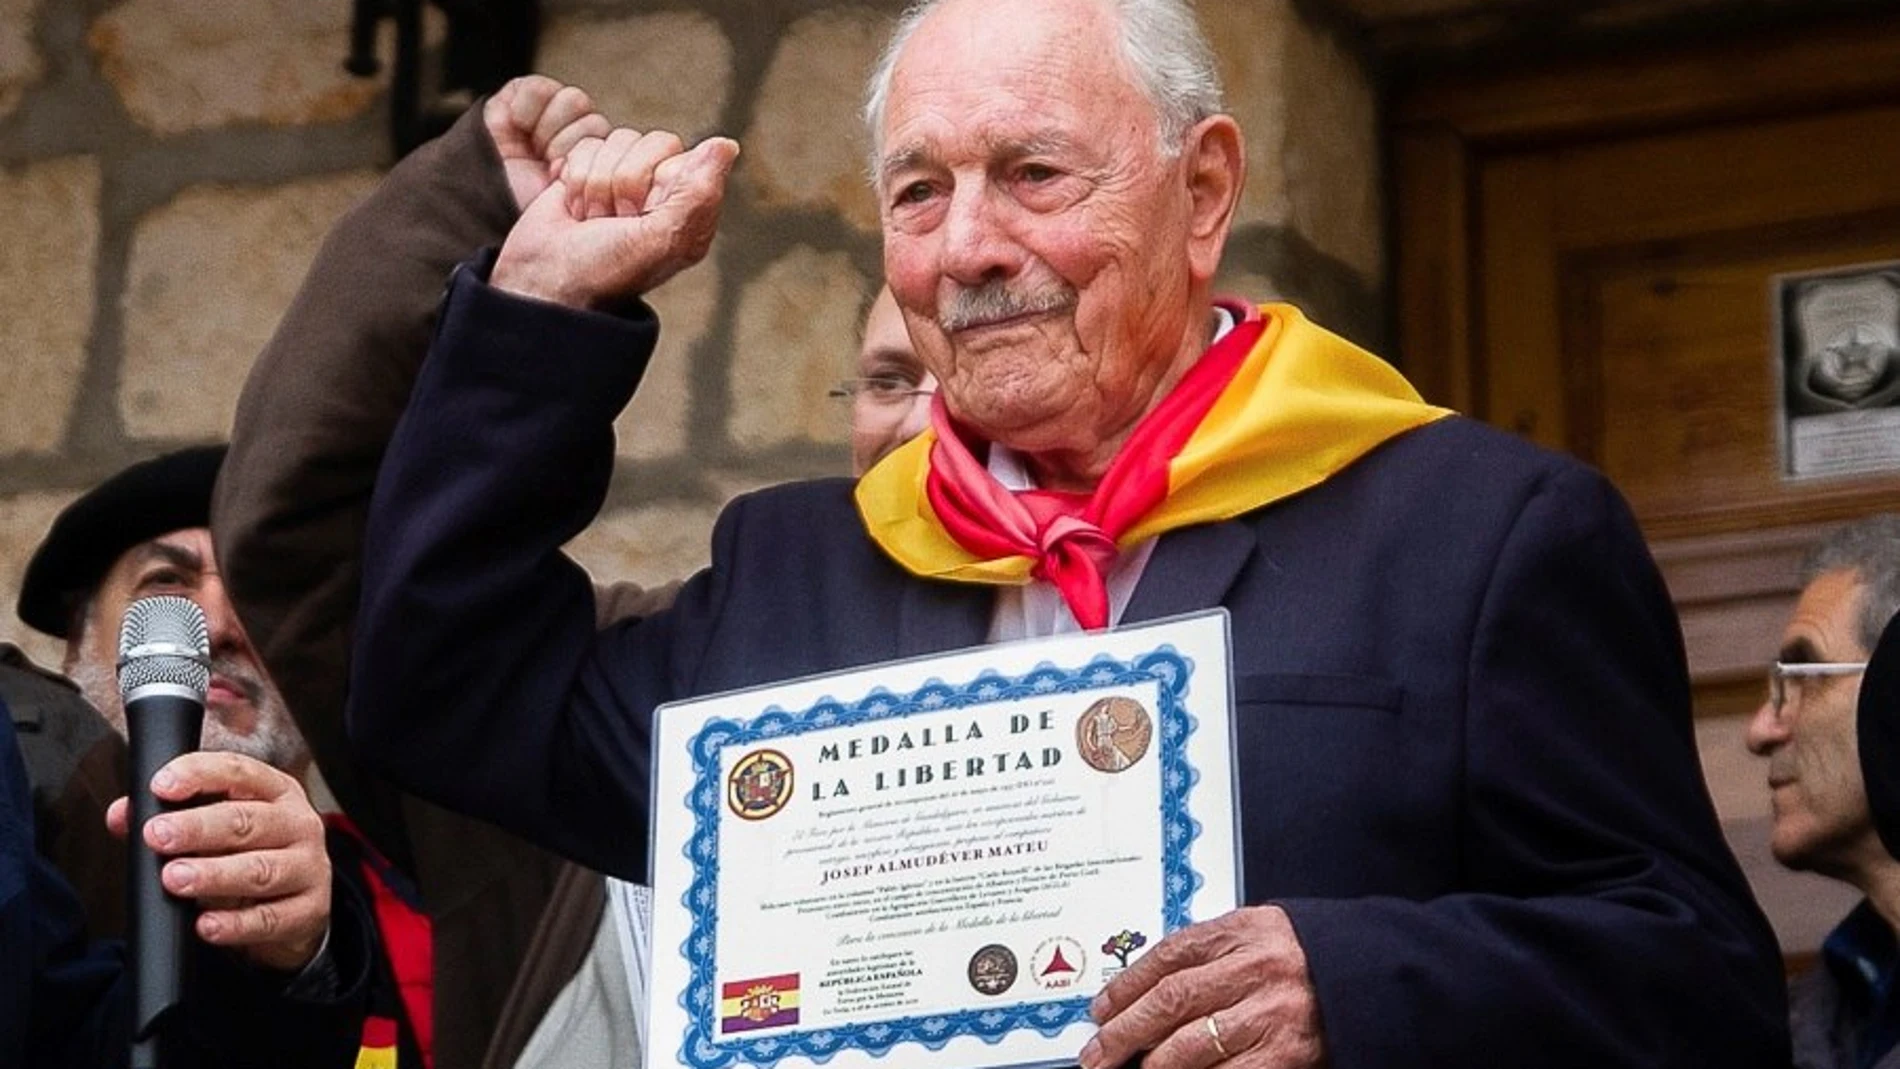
left=208, top=655, right=266, bottom=705
left=939, top=280, right=1076, bottom=333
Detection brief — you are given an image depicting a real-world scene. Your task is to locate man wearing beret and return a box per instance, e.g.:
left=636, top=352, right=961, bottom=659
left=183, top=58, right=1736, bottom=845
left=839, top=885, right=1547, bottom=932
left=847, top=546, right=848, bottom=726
left=10, top=446, right=405, bottom=1065
left=1747, top=514, right=1900, bottom=1068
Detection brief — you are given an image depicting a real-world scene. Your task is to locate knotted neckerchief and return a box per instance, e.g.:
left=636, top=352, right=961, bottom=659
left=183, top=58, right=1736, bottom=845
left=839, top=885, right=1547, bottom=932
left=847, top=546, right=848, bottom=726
left=855, top=301, right=1452, bottom=629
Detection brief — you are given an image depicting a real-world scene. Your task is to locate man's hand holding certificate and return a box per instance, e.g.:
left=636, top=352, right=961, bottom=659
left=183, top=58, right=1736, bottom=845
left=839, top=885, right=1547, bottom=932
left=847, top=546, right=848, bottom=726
left=645, top=612, right=1240, bottom=1069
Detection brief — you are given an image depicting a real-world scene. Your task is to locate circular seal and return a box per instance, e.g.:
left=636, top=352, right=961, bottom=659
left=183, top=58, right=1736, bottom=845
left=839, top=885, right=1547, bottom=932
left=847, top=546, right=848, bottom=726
left=1075, top=697, right=1153, bottom=773
left=967, top=944, right=1018, bottom=997
left=1029, top=937, right=1088, bottom=991
left=726, top=748, right=794, bottom=820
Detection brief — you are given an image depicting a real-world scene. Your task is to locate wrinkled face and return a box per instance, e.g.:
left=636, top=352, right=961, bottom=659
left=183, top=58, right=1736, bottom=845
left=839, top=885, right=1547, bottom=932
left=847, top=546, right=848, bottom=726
left=1745, top=569, right=1878, bottom=879
left=851, top=287, right=938, bottom=475
left=875, top=0, right=1205, bottom=465
left=66, top=527, right=308, bottom=774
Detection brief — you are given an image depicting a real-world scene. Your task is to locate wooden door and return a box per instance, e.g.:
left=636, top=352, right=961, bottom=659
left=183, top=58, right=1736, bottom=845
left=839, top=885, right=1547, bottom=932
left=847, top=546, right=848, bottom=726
left=1393, top=16, right=1900, bottom=958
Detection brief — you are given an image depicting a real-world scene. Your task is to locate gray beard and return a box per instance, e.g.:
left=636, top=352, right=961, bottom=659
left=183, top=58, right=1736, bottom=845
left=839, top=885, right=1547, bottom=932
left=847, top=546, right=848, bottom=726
left=67, top=654, right=311, bottom=774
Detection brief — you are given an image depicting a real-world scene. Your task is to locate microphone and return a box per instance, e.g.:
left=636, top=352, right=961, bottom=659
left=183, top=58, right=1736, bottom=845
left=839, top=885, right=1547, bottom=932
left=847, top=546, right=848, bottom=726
left=118, top=595, right=209, bottom=1069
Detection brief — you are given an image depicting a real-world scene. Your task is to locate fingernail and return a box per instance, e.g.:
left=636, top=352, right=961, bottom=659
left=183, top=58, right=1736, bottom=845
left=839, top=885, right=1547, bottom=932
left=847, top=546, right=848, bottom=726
left=149, top=819, right=176, bottom=848
left=199, top=915, right=222, bottom=940
left=167, top=861, right=196, bottom=892
left=1078, top=1039, right=1102, bottom=1069
left=1089, top=994, right=1109, bottom=1020
left=153, top=769, right=178, bottom=793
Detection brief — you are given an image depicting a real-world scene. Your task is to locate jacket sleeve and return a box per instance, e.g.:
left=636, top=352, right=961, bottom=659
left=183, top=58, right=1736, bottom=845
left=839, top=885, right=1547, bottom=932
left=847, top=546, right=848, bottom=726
left=2, top=697, right=127, bottom=1069
left=1278, top=465, right=1789, bottom=1067
left=211, top=103, right=520, bottom=876
left=350, top=258, right=712, bottom=879
left=164, top=863, right=381, bottom=1069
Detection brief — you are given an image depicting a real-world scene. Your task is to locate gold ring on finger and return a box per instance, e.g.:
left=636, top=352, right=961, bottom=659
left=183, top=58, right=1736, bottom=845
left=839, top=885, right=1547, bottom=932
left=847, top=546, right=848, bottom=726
left=1204, top=1013, right=1230, bottom=1060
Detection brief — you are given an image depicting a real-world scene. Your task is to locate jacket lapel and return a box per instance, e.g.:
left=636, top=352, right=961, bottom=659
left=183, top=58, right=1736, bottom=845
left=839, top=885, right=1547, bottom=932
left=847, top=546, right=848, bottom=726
left=1122, top=519, right=1258, bottom=625
left=893, top=571, right=993, bottom=658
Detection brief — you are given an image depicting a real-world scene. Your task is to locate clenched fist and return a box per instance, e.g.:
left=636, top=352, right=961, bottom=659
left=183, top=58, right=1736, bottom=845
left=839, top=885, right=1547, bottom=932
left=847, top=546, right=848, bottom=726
left=491, top=126, right=739, bottom=310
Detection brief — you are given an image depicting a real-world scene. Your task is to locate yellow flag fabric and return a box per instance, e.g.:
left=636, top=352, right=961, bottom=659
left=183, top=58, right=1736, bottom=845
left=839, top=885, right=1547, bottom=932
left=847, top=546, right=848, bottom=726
left=855, top=302, right=1451, bottom=585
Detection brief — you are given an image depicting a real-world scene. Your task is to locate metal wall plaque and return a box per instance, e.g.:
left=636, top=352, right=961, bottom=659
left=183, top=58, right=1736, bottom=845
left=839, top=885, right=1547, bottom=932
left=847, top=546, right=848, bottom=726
left=1774, top=261, right=1900, bottom=480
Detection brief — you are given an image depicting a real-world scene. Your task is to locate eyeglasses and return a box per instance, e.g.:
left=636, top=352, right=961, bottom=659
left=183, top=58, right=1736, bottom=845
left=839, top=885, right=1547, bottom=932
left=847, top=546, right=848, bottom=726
left=1766, top=660, right=1868, bottom=715
left=828, top=377, right=934, bottom=407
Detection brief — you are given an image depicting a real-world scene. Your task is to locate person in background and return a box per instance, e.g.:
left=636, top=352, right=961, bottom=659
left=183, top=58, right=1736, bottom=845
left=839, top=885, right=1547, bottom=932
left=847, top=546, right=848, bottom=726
left=1749, top=514, right=1900, bottom=1068
left=15, top=446, right=406, bottom=1065
left=5, top=448, right=380, bottom=1066
left=835, top=285, right=938, bottom=475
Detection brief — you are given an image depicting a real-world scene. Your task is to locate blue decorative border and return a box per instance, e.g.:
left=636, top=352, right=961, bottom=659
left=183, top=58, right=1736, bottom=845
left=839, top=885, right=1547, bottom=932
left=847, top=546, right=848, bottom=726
left=674, top=648, right=1202, bottom=1069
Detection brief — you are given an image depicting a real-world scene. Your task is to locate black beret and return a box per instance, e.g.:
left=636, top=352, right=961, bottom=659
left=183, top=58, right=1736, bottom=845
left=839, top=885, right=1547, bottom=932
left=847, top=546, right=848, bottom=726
left=1862, top=609, right=1900, bottom=858
left=17, top=445, right=227, bottom=639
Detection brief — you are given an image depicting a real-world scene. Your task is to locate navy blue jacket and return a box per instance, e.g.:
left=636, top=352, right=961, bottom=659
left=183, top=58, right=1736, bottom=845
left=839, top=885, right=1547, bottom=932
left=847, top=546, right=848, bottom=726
left=353, top=262, right=1791, bottom=1067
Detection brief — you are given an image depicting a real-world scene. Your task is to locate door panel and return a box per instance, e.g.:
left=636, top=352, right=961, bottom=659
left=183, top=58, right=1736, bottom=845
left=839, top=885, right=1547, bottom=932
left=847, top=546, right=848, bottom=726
left=1394, top=17, right=1900, bottom=959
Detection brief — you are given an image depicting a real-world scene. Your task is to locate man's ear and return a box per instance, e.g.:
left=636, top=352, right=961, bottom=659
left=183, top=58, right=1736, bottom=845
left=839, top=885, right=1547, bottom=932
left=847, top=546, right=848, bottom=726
left=1181, top=114, right=1244, bottom=283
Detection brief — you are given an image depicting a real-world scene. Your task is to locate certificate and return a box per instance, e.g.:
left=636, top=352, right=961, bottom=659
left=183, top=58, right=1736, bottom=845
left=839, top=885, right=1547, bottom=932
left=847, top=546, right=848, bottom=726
left=645, top=610, right=1239, bottom=1069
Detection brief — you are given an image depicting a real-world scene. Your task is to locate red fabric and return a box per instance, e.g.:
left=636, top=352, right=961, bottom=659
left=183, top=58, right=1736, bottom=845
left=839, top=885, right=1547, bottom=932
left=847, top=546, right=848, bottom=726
left=361, top=1015, right=400, bottom=1049
left=924, top=303, right=1266, bottom=628
left=328, top=815, right=437, bottom=1069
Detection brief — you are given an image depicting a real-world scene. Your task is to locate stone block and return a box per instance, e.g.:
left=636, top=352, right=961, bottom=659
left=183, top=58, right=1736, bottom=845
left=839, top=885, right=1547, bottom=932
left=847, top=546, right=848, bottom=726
left=0, top=0, right=43, bottom=121
left=88, top=0, right=383, bottom=133
left=1280, top=17, right=1382, bottom=281
left=1202, top=0, right=1381, bottom=281
left=566, top=500, right=722, bottom=593
left=1203, top=0, right=1295, bottom=231
left=0, top=157, right=99, bottom=456
left=729, top=249, right=867, bottom=450
left=120, top=172, right=379, bottom=441
left=616, top=245, right=721, bottom=461
left=537, top=11, right=731, bottom=137
left=1213, top=270, right=1285, bottom=307
left=709, top=469, right=811, bottom=505
left=740, top=8, right=886, bottom=232
left=0, top=490, right=81, bottom=670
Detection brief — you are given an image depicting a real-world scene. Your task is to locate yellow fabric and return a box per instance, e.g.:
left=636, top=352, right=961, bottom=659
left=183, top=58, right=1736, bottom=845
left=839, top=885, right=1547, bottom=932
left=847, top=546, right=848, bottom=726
left=354, top=1046, right=398, bottom=1069
left=855, top=302, right=1451, bottom=584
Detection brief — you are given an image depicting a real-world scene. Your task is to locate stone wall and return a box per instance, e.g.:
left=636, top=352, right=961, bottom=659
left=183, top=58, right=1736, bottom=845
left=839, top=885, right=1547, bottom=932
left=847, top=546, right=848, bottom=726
left=0, top=0, right=1385, bottom=668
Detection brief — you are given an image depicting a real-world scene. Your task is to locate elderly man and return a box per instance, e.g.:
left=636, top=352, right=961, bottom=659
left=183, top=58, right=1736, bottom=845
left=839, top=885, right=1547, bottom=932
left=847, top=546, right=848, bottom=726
left=1750, top=515, right=1900, bottom=1068
left=9, top=446, right=379, bottom=1064
left=344, top=0, right=1787, bottom=1065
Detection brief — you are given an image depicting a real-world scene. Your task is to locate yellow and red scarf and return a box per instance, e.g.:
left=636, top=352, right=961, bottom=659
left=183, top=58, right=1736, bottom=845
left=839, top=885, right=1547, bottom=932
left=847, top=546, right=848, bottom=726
left=855, top=301, right=1451, bottom=629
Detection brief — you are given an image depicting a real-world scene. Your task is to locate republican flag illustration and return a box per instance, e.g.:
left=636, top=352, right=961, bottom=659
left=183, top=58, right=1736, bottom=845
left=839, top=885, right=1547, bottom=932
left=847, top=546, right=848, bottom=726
left=720, top=973, right=801, bottom=1033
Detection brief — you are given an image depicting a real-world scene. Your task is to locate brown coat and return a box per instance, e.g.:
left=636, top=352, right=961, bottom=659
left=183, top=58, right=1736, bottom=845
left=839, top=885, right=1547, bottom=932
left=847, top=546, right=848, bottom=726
left=212, top=105, right=675, bottom=1069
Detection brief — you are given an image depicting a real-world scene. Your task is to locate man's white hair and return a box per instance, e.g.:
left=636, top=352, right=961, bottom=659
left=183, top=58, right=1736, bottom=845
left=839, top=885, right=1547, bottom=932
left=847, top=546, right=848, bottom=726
left=862, top=0, right=1225, bottom=176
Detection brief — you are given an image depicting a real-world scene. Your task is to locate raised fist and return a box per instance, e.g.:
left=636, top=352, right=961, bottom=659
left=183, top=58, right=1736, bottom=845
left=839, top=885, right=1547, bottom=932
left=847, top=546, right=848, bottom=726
left=483, top=75, right=614, bottom=211
left=491, top=128, right=739, bottom=309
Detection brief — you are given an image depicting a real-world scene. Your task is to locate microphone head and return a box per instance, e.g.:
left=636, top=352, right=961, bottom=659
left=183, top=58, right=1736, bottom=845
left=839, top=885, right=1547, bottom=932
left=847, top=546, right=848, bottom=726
left=117, top=595, right=210, bottom=702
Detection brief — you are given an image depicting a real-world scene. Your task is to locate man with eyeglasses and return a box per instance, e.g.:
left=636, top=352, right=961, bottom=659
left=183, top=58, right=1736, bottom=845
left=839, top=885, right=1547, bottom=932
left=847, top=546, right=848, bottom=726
left=832, top=286, right=938, bottom=476
left=1746, top=512, right=1900, bottom=1069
